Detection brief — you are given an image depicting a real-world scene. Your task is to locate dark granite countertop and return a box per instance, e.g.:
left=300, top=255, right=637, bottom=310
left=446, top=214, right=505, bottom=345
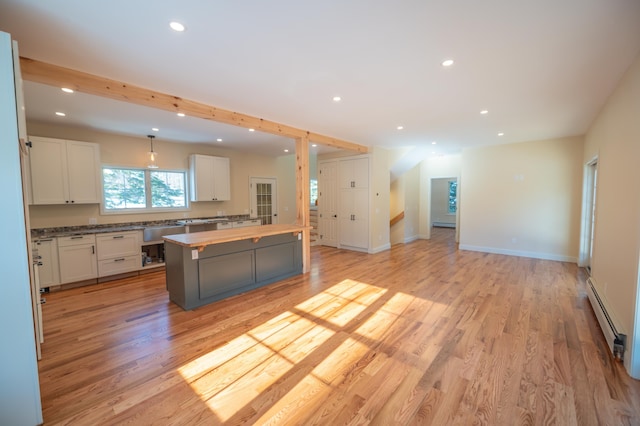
left=30, top=215, right=250, bottom=239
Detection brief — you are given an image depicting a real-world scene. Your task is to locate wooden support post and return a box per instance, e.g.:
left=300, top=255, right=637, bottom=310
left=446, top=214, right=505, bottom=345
left=295, top=136, right=311, bottom=273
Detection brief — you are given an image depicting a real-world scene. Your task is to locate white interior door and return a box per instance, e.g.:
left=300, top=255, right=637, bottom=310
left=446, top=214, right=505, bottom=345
left=318, top=161, right=338, bottom=247
left=250, top=177, right=278, bottom=224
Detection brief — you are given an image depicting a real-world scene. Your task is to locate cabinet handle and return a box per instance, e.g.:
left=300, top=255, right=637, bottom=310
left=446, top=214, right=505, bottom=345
left=113, top=235, right=124, bottom=239
left=92, top=245, right=95, bottom=254
left=114, top=258, right=125, bottom=262
left=38, top=239, right=53, bottom=242
left=70, top=236, right=84, bottom=239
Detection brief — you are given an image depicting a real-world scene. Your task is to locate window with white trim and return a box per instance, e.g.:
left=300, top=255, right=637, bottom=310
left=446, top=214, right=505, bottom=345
left=102, top=167, right=188, bottom=213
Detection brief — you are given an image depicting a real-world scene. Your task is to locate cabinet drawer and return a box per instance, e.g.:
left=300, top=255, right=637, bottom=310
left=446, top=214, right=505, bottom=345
left=58, top=234, right=96, bottom=247
left=96, top=231, right=139, bottom=259
left=98, top=255, right=140, bottom=277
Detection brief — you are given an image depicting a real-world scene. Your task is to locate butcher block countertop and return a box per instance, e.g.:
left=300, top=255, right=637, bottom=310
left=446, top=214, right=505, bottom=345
left=163, top=224, right=312, bottom=250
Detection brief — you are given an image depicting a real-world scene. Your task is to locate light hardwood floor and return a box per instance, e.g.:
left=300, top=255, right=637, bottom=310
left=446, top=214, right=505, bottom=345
left=38, top=228, right=640, bottom=425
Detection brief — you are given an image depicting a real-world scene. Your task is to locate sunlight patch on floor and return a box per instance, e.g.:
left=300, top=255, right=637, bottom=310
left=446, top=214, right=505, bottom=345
left=177, top=279, right=388, bottom=422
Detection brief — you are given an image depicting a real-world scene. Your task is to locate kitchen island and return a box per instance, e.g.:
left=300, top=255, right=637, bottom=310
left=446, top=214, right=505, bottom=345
left=163, top=224, right=311, bottom=310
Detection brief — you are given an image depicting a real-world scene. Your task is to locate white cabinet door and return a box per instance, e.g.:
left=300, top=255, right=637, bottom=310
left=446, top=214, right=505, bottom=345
left=65, top=140, right=101, bottom=204
left=338, top=157, right=369, bottom=189
left=337, top=156, right=370, bottom=251
left=33, top=238, right=60, bottom=287
left=318, top=160, right=338, bottom=247
left=58, top=235, right=97, bottom=283
left=29, top=136, right=100, bottom=205
left=338, top=188, right=369, bottom=249
left=190, top=154, right=230, bottom=201
left=211, top=156, right=230, bottom=200
left=29, top=137, right=67, bottom=204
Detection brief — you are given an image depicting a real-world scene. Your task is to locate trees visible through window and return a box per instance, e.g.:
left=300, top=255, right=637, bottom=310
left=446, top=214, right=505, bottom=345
left=448, top=180, right=457, bottom=214
left=103, top=167, right=187, bottom=212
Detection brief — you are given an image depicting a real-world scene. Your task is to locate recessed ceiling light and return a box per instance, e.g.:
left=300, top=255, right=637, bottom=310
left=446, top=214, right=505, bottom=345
left=248, top=128, right=255, bottom=132
left=397, top=126, right=404, bottom=130
left=311, top=144, right=317, bottom=147
left=55, top=111, right=66, bottom=117
left=498, top=132, right=504, bottom=136
left=332, top=96, right=342, bottom=102
left=61, top=87, right=74, bottom=94
left=169, top=21, right=185, bottom=32
left=284, top=149, right=289, bottom=153
left=177, top=112, right=185, bottom=117
left=432, top=141, right=437, bottom=145
left=442, top=59, right=454, bottom=67
left=216, top=138, right=223, bottom=142
left=480, top=110, right=489, bottom=115
left=152, top=127, right=159, bottom=132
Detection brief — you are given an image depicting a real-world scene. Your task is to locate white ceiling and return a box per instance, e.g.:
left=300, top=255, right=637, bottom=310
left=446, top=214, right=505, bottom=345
left=1, top=0, right=639, bottom=159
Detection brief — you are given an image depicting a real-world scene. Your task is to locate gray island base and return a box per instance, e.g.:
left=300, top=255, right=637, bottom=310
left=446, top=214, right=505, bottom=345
left=163, top=224, right=310, bottom=310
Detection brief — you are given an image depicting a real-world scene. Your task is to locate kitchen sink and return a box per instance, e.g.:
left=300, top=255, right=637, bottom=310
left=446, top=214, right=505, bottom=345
left=143, top=225, right=186, bottom=242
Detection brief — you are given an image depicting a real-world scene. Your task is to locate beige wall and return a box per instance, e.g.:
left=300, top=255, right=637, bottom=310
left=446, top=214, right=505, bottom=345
left=403, top=165, right=420, bottom=243
left=459, top=136, right=584, bottom=261
left=418, top=154, right=461, bottom=239
left=26, top=122, right=295, bottom=228
left=583, top=54, right=640, bottom=377
left=431, top=178, right=456, bottom=226
left=390, top=176, right=405, bottom=245
left=369, top=146, right=391, bottom=253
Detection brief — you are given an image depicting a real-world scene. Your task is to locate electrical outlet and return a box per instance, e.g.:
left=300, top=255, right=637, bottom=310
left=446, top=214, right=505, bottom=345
left=88, top=217, right=97, bottom=225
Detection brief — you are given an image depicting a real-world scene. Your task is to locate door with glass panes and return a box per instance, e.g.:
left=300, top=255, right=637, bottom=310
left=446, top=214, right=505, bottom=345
left=250, top=177, right=278, bottom=225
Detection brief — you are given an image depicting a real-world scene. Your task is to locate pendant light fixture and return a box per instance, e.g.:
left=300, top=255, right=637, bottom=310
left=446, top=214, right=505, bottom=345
left=147, top=134, right=158, bottom=169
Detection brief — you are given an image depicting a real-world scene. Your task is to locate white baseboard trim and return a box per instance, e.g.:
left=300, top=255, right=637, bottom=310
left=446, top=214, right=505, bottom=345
left=369, top=243, right=391, bottom=254
left=404, top=235, right=419, bottom=244
left=418, top=233, right=430, bottom=240
left=459, top=244, right=577, bottom=263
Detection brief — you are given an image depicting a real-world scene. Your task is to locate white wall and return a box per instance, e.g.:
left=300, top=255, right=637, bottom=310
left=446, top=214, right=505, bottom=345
left=0, top=32, right=42, bottom=425
left=583, top=53, right=640, bottom=377
left=418, top=154, right=461, bottom=239
left=26, top=121, right=296, bottom=228
left=369, top=146, right=391, bottom=253
left=459, top=136, right=584, bottom=262
left=403, top=164, right=420, bottom=243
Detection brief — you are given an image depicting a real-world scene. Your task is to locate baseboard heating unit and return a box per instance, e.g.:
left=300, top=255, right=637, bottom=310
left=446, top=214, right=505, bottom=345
left=586, top=277, right=627, bottom=361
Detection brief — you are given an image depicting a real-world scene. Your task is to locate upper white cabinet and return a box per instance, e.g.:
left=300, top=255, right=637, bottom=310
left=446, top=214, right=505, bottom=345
left=339, top=157, right=369, bottom=190
left=29, top=136, right=101, bottom=205
left=189, top=154, right=230, bottom=202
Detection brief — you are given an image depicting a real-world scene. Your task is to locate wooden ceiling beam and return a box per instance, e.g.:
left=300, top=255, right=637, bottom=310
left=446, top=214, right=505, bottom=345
left=19, top=57, right=369, bottom=154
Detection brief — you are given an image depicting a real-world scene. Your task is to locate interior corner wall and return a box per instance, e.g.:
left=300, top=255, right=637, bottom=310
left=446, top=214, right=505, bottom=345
left=403, top=164, right=420, bottom=243
left=418, top=154, right=461, bottom=239
left=370, top=146, right=391, bottom=253
left=459, top=136, right=584, bottom=262
left=583, top=52, right=640, bottom=378
left=390, top=176, right=405, bottom=245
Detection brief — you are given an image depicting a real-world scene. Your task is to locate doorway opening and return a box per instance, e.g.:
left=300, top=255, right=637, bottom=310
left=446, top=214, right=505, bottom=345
left=579, top=158, right=598, bottom=272
left=430, top=177, right=457, bottom=228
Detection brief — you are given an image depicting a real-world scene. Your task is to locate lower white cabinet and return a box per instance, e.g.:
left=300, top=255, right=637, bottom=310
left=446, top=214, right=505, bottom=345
left=96, top=231, right=140, bottom=277
left=57, top=235, right=98, bottom=284
left=33, top=238, right=60, bottom=287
